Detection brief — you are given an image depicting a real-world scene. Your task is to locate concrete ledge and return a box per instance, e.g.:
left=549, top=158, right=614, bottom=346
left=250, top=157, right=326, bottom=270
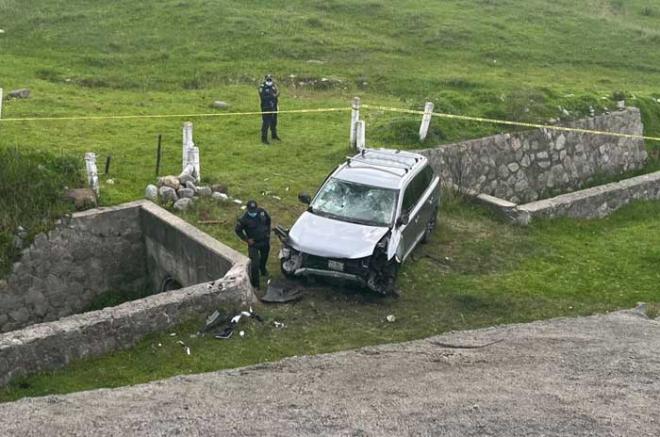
left=466, top=170, right=660, bottom=224
left=0, top=261, right=253, bottom=387
left=515, top=170, right=660, bottom=223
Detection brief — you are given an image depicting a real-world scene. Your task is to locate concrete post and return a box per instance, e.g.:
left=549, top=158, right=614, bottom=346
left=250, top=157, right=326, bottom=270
left=182, top=122, right=193, bottom=170
left=189, top=146, right=200, bottom=183
left=350, top=97, right=360, bottom=148
left=84, top=152, right=99, bottom=195
left=356, top=120, right=366, bottom=151
left=419, top=101, right=434, bottom=141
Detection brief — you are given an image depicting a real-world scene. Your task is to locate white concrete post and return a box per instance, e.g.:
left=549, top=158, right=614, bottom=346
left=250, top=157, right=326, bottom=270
left=419, top=101, right=434, bottom=141
left=84, top=152, right=99, bottom=195
left=356, top=120, right=366, bottom=151
left=189, top=146, right=200, bottom=183
left=182, top=122, right=193, bottom=170
left=0, top=88, right=3, bottom=119
left=349, top=97, right=360, bottom=148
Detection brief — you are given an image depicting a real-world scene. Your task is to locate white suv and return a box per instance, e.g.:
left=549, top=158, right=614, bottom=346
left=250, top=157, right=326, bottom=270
left=275, top=148, right=440, bottom=294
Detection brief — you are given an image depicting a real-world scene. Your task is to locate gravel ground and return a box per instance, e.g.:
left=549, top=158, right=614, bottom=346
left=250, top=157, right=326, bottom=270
left=1, top=309, right=658, bottom=436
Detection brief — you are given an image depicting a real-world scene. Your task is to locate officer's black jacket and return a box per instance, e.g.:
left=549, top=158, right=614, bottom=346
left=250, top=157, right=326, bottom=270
left=259, top=83, right=279, bottom=111
left=235, top=208, right=271, bottom=243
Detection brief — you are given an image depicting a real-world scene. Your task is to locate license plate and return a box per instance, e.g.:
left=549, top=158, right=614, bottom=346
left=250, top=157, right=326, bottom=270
left=328, top=260, right=344, bottom=271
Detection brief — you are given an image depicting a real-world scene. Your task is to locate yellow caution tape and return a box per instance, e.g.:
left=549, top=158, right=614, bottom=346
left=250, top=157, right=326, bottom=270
left=0, top=107, right=351, bottom=123
left=362, top=104, right=660, bottom=143
left=1, top=102, right=658, bottom=143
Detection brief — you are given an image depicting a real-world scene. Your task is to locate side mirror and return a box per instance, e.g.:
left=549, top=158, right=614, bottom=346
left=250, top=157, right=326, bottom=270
left=397, top=212, right=409, bottom=227
left=298, top=192, right=311, bottom=205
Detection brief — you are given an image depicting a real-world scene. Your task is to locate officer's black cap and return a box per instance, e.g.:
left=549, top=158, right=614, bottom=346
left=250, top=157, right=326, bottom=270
left=247, top=200, right=258, bottom=211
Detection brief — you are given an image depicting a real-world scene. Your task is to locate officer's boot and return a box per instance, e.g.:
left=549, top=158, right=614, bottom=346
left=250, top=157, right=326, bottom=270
left=261, top=132, right=269, bottom=145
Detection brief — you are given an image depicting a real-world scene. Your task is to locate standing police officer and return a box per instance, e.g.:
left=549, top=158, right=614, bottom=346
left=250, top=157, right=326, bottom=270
left=258, top=74, right=280, bottom=144
left=235, top=200, right=271, bottom=288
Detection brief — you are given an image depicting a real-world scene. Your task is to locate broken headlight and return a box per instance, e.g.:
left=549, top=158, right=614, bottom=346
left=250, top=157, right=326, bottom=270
left=376, top=234, right=389, bottom=251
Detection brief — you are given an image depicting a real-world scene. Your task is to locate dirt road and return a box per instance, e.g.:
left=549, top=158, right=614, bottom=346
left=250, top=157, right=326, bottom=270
left=1, top=309, right=658, bottom=436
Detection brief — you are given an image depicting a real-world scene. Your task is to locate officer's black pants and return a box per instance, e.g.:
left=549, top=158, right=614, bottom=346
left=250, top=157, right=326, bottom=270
left=248, top=242, right=270, bottom=288
left=261, top=113, right=278, bottom=140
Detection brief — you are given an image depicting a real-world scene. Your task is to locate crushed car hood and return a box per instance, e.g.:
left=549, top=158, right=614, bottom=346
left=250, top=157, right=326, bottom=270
left=288, top=212, right=389, bottom=259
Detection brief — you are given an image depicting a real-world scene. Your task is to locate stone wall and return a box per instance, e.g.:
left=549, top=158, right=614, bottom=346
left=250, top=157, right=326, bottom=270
left=140, top=201, right=241, bottom=291
left=418, top=108, right=647, bottom=203
left=513, top=170, right=660, bottom=224
left=0, top=263, right=254, bottom=387
left=0, top=202, right=148, bottom=333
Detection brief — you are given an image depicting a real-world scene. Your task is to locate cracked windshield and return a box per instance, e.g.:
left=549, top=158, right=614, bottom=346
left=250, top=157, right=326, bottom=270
left=311, top=178, right=397, bottom=227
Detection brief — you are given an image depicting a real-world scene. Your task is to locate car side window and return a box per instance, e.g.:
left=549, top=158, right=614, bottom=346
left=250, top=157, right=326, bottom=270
left=402, top=165, right=433, bottom=213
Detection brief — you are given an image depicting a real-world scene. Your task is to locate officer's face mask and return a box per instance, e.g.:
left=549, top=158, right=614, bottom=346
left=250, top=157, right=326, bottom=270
left=266, top=80, right=273, bottom=86
left=248, top=211, right=258, bottom=218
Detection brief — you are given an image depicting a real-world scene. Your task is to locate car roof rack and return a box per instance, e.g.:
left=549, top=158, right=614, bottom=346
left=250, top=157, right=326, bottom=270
left=345, top=157, right=409, bottom=177
left=356, top=149, right=420, bottom=170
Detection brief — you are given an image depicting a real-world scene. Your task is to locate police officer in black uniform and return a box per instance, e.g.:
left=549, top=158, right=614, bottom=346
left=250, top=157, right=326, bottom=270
left=235, top=200, right=271, bottom=288
left=258, top=74, right=280, bottom=144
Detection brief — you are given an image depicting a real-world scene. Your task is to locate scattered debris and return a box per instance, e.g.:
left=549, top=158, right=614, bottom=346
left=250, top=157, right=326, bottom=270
left=185, top=347, right=191, bottom=356
left=239, top=330, right=245, bottom=337
left=214, top=307, right=263, bottom=340
left=386, top=314, right=396, bottom=323
left=233, top=199, right=243, bottom=205
left=105, top=178, right=115, bottom=185
left=157, top=343, right=162, bottom=347
left=273, top=321, right=285, bottom=328
left=199, top=310, right=226, bottom=334
left=0, top=29, right=5, bottom=34
left=261, top=278, right=304, bottom=303
left=616, top=100, right=626, bottom=110
left=169, top=333, right=177, bottom=337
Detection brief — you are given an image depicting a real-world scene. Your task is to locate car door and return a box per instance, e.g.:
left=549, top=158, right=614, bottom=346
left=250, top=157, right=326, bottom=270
left=399, top=172, right=426, bottom=260
left=413, top=166, right=438, bottom=236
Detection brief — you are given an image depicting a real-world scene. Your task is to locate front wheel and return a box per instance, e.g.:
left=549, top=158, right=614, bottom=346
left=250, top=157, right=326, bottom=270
left=280, top=258, right=296, bottom=279
left=367, top=259, right=400, bottom=296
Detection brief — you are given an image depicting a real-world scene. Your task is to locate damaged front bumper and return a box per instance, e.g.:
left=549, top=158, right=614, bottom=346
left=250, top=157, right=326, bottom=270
left=275, top=226, right=396, bottom=294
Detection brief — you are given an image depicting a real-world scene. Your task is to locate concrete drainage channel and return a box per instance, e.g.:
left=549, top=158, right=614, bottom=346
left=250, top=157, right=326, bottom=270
left=0, top=200, right=255, bottom=387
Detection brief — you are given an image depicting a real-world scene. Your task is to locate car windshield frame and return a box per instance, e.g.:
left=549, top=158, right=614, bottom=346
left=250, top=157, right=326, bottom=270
left=309, top=177, right=399, bottom=227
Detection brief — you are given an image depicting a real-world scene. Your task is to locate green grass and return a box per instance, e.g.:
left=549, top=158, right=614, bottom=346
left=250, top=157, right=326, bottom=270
left=2, top=198, right=659, bottom=402
left=0, top=149, right=83, bottom=276
left=1, top=0, right=660, bottom=400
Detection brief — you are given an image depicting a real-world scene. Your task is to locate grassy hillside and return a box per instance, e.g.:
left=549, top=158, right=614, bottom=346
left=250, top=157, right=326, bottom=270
left=1, top=0, right=660, bottom=399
